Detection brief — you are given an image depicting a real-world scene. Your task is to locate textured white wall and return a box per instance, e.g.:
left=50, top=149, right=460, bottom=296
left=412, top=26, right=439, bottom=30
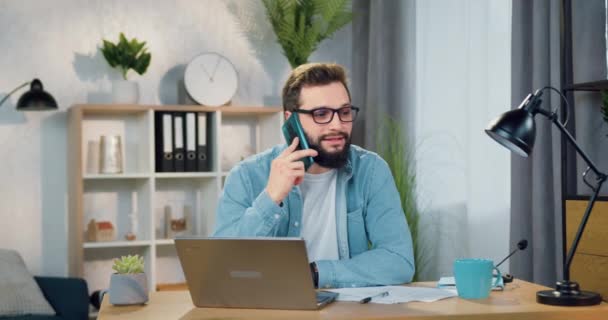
left=0, top=0, right=351, bottom=276
left=414, top=0, right=512, bottom=277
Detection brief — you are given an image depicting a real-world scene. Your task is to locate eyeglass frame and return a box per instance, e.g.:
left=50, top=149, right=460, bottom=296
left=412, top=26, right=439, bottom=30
left=291, top=105, right=360, bottom=124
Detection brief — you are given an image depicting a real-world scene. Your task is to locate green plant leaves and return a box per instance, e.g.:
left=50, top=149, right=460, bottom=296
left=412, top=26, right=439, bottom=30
left=601, top=91, right=608, bottom=125
left=377, top=116, right=426, bottom=281
left=101, top=32, right=151, bottom=80
left=112, top=254, right=145, bottom=274
left=262, top=0, right=353, bottom=68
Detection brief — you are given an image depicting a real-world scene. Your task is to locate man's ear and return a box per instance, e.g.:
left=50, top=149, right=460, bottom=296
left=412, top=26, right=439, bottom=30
left=284, top=111, right=292, bottom=120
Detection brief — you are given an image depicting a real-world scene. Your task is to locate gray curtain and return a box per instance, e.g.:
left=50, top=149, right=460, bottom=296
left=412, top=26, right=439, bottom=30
left=510, top=0, right=563, bottom=287
left=350, top=0, right=416, bottom=150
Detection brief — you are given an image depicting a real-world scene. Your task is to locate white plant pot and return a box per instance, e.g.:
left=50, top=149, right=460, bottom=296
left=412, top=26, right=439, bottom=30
left=109, top=273, right=149, bottom=305
left=112, top=80, right=140, bottom=104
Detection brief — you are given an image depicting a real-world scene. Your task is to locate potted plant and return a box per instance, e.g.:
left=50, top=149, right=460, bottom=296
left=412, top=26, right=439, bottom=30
left=601, top=91, right=608, bottom=136
left=101, top=32, right=151, bottom=103
left=109, top=254, right=148, bottom=305
left=377, top=117, right=428, bottom=281
left=262, top=0, right=353, bottom=68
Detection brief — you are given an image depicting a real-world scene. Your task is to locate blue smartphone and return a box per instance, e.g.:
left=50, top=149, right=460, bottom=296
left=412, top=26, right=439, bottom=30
left=282, top=114, right=314, bottom=170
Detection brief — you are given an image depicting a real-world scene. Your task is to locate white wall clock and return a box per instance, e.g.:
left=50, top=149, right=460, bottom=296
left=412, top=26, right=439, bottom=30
left=184, top=52, right=238, bottom=106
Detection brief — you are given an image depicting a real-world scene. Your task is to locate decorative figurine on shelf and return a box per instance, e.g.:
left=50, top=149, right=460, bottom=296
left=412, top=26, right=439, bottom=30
left=164, top=205, right=174, bottom=239
left=125, top=191, right=138, bottom=241
left=163, top=204, right=190, bottom=239
left=171, top=218, right=187, bottom=234
left=99, top=135, right=123, bottom=174
left=184, top=205, right=193, bottom=235
left=86, top=219, right=116, bottom=242
left=125, top=213, right=137, bottom=241
left=86, top=140, right=100, bottom=174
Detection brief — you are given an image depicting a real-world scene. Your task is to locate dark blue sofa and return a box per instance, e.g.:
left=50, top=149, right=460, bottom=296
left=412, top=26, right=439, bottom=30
left=2, top=277, right=89, bottom=320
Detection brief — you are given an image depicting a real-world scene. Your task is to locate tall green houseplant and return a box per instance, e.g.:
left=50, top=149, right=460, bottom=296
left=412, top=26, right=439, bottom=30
left=262, top=0, right=353, bottom=68
left=377, top=117, right=426, bottom=281
left=601, top=91, right=608, bottom=135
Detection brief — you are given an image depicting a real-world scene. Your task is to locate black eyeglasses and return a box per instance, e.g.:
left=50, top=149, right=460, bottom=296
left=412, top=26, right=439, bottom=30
left=293, top=105, right=360, bottom=124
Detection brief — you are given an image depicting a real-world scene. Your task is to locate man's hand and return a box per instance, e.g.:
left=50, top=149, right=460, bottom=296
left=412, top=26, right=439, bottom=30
left=266, top=137, right=318, bottom=204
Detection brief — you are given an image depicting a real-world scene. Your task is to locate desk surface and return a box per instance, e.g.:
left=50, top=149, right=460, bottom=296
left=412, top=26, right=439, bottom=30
left=98, top=280, right=608, bottom=320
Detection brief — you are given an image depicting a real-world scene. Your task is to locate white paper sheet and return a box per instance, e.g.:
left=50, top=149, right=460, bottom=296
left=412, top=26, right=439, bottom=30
left=437, top=276, right=504, bottom=291
left=325, top=286, right=457, bottom=304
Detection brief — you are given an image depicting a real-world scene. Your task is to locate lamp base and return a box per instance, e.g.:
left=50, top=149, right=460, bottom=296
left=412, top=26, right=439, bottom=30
left=536, top=281, right=602, bottom=306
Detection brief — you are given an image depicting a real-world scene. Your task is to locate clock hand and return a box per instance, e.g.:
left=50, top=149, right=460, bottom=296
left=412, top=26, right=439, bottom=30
left=209, top=56, right=222, bottom=82
left=200, top=63, right=213, bottom=81
left=200, top=56, right=222, bottom=82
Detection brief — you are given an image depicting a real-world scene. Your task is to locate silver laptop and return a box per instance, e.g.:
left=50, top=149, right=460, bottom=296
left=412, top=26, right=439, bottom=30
left=174, top=237, right=338, bottom=310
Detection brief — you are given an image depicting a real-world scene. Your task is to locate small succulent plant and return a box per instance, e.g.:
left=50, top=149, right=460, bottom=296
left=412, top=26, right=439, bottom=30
left=112, top=254, right=145, bottom=274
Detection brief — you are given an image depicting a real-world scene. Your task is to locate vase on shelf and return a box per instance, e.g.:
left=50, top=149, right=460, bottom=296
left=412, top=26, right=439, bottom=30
left=112, top=80, right=139, bottom=104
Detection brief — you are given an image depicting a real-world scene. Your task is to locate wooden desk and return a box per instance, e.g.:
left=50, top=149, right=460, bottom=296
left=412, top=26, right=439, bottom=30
left=98, top=280, right=608, bottom=319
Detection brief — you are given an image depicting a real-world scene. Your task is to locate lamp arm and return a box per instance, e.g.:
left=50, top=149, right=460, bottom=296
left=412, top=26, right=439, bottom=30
left=539, top=111, right=608, bottom=281
left=540, top=110, right=605, bottom=177
left=563, top=178, right=605, bottom=280
left=0, top=81, right=31, bottom=107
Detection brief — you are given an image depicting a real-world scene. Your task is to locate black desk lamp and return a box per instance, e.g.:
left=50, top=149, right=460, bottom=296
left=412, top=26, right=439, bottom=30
left=485, top=86, right=606, bottom=306
left=0, top=79, right=58, bottom=111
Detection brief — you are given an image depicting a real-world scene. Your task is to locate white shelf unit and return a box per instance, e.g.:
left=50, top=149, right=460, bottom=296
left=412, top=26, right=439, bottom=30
left=68, top=104, right=283, bottom=294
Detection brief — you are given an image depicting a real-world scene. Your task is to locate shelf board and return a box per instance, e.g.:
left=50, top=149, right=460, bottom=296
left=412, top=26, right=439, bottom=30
left=219, top=106, right=282, bottom=115
left=84, top=173, right=150, bottom=180
left=566, top=195, right=608, bottom=202
left=71, top=104, right=281, bottom=114
left=155, top=239, right=175, bottom=245
left=565, top=80, right=608, bottom=92
left=155, top=172, right=217, bottom=179
left=83, top=240, right=151, bottom=249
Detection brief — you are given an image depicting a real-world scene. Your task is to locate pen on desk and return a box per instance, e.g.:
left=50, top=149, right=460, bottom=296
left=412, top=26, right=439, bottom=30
left=359, top=291, right=389, bottom=304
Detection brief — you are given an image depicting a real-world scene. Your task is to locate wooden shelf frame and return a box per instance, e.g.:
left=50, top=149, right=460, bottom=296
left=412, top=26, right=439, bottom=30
left=68, top=104, right=283, bottom=293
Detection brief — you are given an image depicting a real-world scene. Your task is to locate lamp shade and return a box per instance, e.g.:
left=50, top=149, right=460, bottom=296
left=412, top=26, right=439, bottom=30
left=16, top=79, right=57, bottom=111
left=485, top=108, right=536, bottom=157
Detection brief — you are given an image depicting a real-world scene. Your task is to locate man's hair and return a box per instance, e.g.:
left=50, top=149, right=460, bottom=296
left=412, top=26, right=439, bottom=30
left=281, top=63, right=351, bottom=112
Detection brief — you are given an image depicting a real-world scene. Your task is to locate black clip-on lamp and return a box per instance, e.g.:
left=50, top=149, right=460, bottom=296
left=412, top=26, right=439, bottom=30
left=0, top=79, right=58, bottom=111
left=485, top=86, right=606, bottom=306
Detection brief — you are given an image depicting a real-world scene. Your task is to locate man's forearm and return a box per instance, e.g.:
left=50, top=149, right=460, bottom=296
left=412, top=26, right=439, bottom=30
left=314, top=247, right=415, bottom=288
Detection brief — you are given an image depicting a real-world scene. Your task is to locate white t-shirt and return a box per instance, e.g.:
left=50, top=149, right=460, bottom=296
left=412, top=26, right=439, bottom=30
left=299, top=169, right=339, bottom=262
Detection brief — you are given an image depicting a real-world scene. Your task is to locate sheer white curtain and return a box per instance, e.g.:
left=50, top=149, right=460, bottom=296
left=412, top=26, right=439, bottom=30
left=352, top=0, right=511, bottom=280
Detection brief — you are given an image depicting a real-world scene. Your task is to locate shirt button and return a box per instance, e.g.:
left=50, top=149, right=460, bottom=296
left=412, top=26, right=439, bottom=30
left=274, top=214, right=280, bottom=220
left=294, top=222, right=299, bottom=227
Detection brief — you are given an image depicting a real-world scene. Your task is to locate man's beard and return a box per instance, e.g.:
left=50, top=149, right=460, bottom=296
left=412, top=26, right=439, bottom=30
left=306, top=132, right=351, bottom=169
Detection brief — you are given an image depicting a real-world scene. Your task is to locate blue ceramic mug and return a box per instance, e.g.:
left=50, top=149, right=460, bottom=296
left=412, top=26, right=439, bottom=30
left=453, top=258, right=501, bottom=299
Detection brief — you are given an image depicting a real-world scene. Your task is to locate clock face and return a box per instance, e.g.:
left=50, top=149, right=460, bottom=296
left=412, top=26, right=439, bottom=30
left=184, top=52, right=238, bottom=106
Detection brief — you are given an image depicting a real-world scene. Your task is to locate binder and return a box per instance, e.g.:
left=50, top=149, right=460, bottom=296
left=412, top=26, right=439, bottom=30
left=155, top=112, right=174, bottom=172
left=173, top=112, right=185, bottom=172
left=184, top=112, right=197, bottom=172
left=197, top=112, right=210, bottom=171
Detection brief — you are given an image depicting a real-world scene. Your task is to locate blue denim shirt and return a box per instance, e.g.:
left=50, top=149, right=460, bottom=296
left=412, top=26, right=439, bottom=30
left=213, top=144, right=415, bottom=288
